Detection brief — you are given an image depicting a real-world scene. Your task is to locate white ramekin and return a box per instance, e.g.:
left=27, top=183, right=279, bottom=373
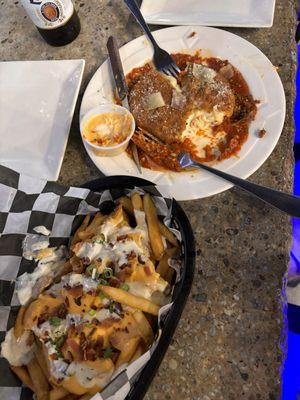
left=80, top=104, right=135, bottom=157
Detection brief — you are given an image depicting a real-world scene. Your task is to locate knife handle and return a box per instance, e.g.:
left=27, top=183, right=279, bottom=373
left=107, top=36, right=128, bottom=101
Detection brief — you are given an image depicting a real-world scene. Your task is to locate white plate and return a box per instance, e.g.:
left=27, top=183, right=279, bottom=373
left=140, top=0, right=276, bottom=28
left=80, top=26, right=285, bottom=201
left=0, top=59, right=85, bottom=181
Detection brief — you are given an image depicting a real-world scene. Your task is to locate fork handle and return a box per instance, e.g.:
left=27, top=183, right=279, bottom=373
left=192, top=162, right=300, bottom=217
left=123, top=0, right=159, bottom=49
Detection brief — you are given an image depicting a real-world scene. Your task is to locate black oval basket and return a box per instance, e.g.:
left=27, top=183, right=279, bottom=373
left=82, top=176, right=196, bottom=400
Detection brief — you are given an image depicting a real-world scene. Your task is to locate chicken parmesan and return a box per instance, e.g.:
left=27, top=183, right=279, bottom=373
left=127, top=52, right=257, bottom=171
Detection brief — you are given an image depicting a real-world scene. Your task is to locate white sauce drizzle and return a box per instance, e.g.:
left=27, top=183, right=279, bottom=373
left=1, top=329, right=35, bottom=367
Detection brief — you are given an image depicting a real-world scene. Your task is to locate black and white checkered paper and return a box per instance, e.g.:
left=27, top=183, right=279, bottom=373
left=0, top=165, right=180, bottom=400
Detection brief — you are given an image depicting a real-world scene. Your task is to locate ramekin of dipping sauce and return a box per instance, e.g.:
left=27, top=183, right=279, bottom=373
left=80, top=104, right=135, bottom=157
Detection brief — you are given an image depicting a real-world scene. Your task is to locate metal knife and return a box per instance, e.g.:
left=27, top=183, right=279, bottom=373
left=106, top=36, right=142, bottom=174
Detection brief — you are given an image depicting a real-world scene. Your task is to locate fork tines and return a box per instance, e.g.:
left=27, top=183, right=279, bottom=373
left=136, top=128, right=165, bottom=146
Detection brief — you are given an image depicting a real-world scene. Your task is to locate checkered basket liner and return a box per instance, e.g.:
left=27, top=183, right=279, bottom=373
left=0, top=165, right=179, bottom=400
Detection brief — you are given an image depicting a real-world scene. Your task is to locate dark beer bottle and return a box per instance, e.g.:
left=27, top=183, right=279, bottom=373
left=20, top=0, right=81, bottom=47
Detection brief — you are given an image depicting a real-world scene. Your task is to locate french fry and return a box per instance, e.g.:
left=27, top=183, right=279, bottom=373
left=11, top=366, right=35, bottom=392
left=54, top=261, right=72, bottom=283
left=118, top=196, right=134, bottom=215
left=50, top=387, right=69, bottom=400
left=27, top=356, right=50, bottom=400
left=158, top=221, right=178, bottom=247
left=78, top=213, right=105, bottom=241
left=71, top=215, right=90, bottom=246
left=116, top=337, right=140, bottom=368
left=132, top=310, right=154, bottom=345
left=165, top=267, right=175, bottom=284
left=143, top=194, right=164, bottom=260
left=35, top=340, right=50, bottom=379
left=99, top=285, right=159, bottom=316
left=156, top=247, right=178, bottom=279
left=14, top=306, right=26, bottom=339
left=130, top=344, right=144, bottom=363
left=131, top=193, right=143, bottom=211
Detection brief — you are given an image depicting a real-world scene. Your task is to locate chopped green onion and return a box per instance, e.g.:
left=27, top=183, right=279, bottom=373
left=89, top=309, right=96, bottom=316
left=85, top=323, right=93, bottom=329
left=121, top=283, right=130, bottom=292
left=98, top=290, right=106, bottom=300
left=103, top=268, right=113, bottom=279
left=86, top=264, right=96, bottom=276
left=94, top=233, right=105, bottom=244
left=109, top=301, right=115, bottom=314
left=49, top=317, right=62, bottom=327
left=55, top=335, right=66, bottom=349
left=99, top=278, right=108, bottom=286
left=103, top=348, right=113, bottom=359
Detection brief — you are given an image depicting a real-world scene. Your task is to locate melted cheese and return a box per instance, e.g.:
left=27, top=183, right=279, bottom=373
left=33, top=225, right=51, bottom=236
left=83, top=112, right=132, bottom=147
left=66, top=362, right=114, bottom=389
left=16, top=246, right=67, bottom=305
left=1, top=329, right=35, bottom=367
left=182, top=107, right=226, bottom=158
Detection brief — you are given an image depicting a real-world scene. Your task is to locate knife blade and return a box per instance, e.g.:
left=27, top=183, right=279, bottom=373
left=106, top=36, right=142, bottom=174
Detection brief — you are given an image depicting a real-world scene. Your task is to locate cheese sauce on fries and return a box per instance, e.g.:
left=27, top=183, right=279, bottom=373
left=1, top=193, right=179, bottom=399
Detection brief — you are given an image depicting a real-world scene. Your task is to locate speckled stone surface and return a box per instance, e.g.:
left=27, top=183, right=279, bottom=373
left=0, top=0, right=297, bottom=398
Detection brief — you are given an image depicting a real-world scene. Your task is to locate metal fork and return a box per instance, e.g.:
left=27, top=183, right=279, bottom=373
left=123, top=0, right=180, bottom=78
left=178, top=152, right=300, bottom=218
left=135, top=127, right=166, bottom=146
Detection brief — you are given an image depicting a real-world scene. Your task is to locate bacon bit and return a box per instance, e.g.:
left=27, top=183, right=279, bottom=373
left=38, top=313, right=49, bottom=326
left=65, top=338, right=83, bottom=361
left=65, top=351, right=74, bottom=363
left=65, top=296, right=70, bottom=307
left=92, top=318, right=100, bottom=326
left=84, top=347, right=97, bottom=361
left=111, top=351, right=119, bottom=363
left=109, top=335, right=119, bottom=348
left=127, top=251, right=136, bottom=261
left=144, top=266, right=152, bottom=276
left=54, top=303, right=68, bottom=319
left=95, top=336, right=104, bottom=349
left=75, top=324, right=84, bottom=334
left=101, top=318, right=117, bottom=329
left=75, top=297, right=82, bottom=306
left=70, top=256, right=84, bottom=273
left=187, top=31, right=196, bottom=38
left=81, top=257, right=91, bottom=266
left=79, top=333, right=88, bottom=351
left=258, top=128, right=266, bottom=138
left=119, top=263, right=131, bottom=270
left=66, top=284, right=83, bottom=298
left=109, top=277, right=121, bottom=287
left=50, top=353, right=58, bottom=360
left=87, top=289, right=97, bottom=297
left=117, top=235, right=128, bottom=242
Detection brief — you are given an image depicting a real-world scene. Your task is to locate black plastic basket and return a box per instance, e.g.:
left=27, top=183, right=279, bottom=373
left=82, top=176, right=196, bottom=400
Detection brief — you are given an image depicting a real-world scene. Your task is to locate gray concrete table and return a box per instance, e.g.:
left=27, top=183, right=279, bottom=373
left=0, top=0, right=297, bottom=398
